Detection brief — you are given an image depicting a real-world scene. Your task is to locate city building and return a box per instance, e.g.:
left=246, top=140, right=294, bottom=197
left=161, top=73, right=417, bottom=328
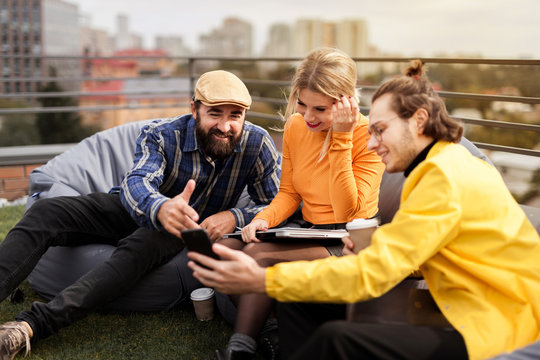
left=80, top=48, right=183, bottom=128
left=0, top=0, right=82, bottom=94
left=1, top=0, right=43, bottom=93
left=199, top=17, right=252, bottom=57
left=42, top=0, right=79, bottom=55
left=335, top=19, right=368, bottom=58
left=115, top=14, right=143, bottom=51
left=262, top=23, right=292, bottom=58
left=42, top=0, right=81, bottom=91
left=155, top=35, right=190, bottom=57
left=269, top=18, right=369, bottom=60
left=80, top=22, right=114, bottom=57
left=292, top=19, right=326, bottom=57
left=80, top=77, right=190, bottom=129
left=115, top=13, right=130, bottom=50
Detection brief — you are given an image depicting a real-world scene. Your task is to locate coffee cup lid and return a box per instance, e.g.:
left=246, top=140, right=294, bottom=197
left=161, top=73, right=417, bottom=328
left=190, top=287, right=215, bottom=301
left=346, top=218, right=379, bottom=230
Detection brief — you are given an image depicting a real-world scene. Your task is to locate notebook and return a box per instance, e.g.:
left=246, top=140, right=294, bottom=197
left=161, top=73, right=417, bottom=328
left=223, top=227, right=348, bottom=242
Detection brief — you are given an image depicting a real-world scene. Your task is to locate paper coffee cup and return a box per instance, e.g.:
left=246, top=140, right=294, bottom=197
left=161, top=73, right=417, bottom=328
left=346, top=218, right=378, bottom=253
left=190, top=288, right=215, bottom=321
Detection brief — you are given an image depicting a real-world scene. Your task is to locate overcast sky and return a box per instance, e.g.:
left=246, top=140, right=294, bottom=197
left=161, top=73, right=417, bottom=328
left=70, top=0, right=540, bottom=58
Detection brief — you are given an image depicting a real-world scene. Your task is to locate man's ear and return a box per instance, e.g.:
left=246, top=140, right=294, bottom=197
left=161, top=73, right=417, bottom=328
left=190, top=101, right=196, bottom=118
left=413, top=108, right=429, bottom=134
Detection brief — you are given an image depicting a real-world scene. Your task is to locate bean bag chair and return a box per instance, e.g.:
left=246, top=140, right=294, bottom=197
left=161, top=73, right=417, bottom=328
left=26, top=119, right=252, bottom=311
left=489, top=339, right=540, bottom=360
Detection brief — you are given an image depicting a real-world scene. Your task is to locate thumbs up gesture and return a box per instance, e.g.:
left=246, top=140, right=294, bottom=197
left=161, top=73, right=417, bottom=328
left=157, top=179, right=200, bottom=237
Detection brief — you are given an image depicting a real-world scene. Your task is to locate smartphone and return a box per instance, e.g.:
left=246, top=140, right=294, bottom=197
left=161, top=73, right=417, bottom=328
left=181, top=228, right=219, bottom=260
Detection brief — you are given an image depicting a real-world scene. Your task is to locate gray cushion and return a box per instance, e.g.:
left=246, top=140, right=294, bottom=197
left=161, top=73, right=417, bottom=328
left=27, top=119, right=192, bottom=311
left=26, top=120, right=151, bottom=209
left=489, top=339, right=540, bottom=359
left=28, top=245, right=186, bottom=312
left=520, top=205, right=540, bottom=235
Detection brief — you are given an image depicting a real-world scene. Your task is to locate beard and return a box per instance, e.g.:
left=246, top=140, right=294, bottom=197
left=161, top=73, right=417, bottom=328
left=195, top=115, right=243, bottom=161
left=386, top=124, right=418, bottom=173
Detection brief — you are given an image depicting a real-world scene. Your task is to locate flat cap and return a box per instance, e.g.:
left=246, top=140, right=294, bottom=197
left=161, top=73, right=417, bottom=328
left=194, top=70, right=252, bottom=109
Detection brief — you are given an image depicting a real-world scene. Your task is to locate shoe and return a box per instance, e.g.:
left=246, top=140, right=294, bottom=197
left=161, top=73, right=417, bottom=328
left=257, top=328, right=280, bottom=360
left=0, top=321, right=31, bottom=360
left=214, top=348, right=254, bottom=360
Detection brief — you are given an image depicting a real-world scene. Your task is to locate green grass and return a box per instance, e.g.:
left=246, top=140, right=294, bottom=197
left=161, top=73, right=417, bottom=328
left=0, top=205, right=234, bottom=360
left=0, top=205, right=24, bottom=239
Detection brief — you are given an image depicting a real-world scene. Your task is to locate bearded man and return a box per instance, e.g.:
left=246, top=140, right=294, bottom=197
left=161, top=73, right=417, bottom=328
left=0, top=70, right=281, bottom=359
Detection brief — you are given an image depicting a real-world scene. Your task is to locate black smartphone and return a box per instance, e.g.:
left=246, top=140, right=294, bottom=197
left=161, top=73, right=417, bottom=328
left=181, top=228, right=219, bottom=260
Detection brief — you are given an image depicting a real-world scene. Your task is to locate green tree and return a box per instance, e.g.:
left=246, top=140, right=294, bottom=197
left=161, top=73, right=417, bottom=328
left=0, top=99, right=39, bottom=146
left=36, top=78, right=99, bottom=144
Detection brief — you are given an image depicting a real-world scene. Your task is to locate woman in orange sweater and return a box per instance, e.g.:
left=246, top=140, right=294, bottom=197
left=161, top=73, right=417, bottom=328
left=215, top=48, right=385, bottom=360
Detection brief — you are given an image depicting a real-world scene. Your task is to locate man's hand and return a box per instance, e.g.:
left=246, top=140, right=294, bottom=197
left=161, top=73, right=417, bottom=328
left=157, top=179, right=200, bottom=237
left=200, top=210, right=237, bottom=242
left=188, top=243, right=267, bottom=295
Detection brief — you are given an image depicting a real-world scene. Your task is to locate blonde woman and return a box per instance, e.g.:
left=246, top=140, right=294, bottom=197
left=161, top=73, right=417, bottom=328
left=216, top=48, right=385, bottom=360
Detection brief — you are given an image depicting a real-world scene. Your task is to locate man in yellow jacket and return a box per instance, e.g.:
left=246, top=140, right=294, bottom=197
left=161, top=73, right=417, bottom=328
left=188, top=61, right=540, bottom=360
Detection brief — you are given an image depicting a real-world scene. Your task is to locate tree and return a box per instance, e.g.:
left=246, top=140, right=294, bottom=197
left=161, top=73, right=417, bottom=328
left=36, top=71, right=99, bottom=144
left=0, top=99, right=39, bottom=146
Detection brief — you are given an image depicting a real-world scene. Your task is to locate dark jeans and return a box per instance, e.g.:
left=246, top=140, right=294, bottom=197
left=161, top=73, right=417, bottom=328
left=0, top=193, right=187, bottom=341
left=277, top=302, right=468, bottom=360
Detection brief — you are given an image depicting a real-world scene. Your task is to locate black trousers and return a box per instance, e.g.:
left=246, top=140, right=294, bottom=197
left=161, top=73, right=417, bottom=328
left=0, top=193, right=193, bottom=341
left=277, top=302, right=468, bottom=360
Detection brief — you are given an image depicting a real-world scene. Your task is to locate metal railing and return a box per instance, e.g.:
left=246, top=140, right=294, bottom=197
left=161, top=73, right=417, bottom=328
left=1, top=55, right=539, bottom=165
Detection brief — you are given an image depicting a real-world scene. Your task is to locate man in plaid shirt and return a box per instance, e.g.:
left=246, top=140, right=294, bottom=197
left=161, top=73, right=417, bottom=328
left=0, top=70, right=281, bottom=359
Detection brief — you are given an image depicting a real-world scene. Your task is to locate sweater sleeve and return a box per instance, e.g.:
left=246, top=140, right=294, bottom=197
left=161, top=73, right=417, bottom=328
left=328, top=116, right=384, bottom=221
left=254, top=127, right=302, bottom=227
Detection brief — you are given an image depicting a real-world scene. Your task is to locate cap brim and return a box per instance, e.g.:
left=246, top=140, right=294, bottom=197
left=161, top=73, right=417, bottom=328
left=199, top=100, right=250, bottom=109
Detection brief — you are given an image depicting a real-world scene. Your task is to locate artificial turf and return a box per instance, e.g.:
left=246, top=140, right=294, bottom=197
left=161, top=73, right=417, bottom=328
left=0, top=205, right=235, bottom=360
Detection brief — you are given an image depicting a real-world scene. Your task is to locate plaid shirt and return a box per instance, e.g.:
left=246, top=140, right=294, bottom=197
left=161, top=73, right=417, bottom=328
left=118, top=115, right=281, bottom=230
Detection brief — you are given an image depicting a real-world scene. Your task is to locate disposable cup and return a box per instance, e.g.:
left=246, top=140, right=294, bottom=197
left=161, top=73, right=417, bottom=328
left=190, top=288, right=215, bottom=321
left=346, top=218, right=378, bottom=253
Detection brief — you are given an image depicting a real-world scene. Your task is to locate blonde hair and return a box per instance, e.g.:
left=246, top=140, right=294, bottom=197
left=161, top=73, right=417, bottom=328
left=284, top=48, right=357, bottom=161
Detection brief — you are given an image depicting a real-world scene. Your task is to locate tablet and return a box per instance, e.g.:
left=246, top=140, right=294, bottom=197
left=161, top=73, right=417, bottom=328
left=223, top=227, right=348, bottom=242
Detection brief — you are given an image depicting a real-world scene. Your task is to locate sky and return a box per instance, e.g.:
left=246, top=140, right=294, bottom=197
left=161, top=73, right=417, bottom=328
left=69, top=0, right=540, bottom=58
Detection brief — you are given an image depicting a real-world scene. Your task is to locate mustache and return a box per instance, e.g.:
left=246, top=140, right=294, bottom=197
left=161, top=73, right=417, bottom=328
left=208, top=128, right=235, bottom=138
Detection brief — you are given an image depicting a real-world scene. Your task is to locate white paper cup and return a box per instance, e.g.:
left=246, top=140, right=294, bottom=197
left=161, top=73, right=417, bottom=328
left=346, top=218, right=379, bottom=253
left=190, top=288, right=215, bottom=321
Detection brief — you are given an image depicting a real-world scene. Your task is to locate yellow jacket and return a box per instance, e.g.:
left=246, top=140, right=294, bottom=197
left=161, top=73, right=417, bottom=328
left=266, top=141, right=540, bottom=360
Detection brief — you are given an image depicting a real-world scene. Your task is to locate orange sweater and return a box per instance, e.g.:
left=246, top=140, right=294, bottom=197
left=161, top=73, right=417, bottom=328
left=255, top=113, right=384, bottom=227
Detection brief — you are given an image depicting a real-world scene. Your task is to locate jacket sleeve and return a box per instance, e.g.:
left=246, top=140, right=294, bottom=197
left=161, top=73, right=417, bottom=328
left=266, top=163, right=461, bottom=303
left=120, top=124, right=169, bottom=230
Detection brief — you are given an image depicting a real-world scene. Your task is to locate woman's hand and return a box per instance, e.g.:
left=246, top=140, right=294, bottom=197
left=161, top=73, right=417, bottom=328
left=341, top=235, right=356, bottom=255
left=332, top=95, right=358, bottom=133
left=241, top=219, right=269, bottom=243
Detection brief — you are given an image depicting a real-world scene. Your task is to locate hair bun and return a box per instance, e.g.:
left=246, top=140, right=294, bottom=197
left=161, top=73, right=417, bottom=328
left=404, top=59, right=425, bottom=78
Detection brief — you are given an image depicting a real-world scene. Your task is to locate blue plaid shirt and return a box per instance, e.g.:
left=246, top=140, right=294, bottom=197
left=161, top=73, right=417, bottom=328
left=118, top=114, right=281, bottom=230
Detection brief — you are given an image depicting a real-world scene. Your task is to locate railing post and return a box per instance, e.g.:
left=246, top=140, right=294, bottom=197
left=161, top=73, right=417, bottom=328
left=188, top=57, right=195, bottom=99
